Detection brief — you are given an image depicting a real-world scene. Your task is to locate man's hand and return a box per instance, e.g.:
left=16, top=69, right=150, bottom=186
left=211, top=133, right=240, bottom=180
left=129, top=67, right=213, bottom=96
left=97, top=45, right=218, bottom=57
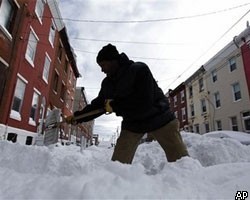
left=65, top=115, right=76, bottom=124
left=104, top=99, right=113, bottom=113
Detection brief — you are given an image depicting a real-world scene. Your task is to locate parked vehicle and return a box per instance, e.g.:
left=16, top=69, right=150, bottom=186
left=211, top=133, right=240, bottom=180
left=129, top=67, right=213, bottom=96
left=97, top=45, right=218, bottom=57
left=205, top=131, right=250, bottom=145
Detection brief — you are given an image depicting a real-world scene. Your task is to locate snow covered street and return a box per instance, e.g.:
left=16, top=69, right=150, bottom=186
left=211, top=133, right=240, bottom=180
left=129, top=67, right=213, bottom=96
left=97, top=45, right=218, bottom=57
left=0, top=131, right=250, bottom=199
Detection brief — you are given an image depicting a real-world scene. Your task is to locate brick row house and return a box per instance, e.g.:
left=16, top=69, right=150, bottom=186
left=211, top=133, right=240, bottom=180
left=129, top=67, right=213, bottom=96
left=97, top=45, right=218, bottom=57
left=71, top=87, right=94, bottom=147
left=166, top=82, right=188, bottom=131
left=0, top=0, right=92, bottom=145
left=166, top=24, right=250, bottom=134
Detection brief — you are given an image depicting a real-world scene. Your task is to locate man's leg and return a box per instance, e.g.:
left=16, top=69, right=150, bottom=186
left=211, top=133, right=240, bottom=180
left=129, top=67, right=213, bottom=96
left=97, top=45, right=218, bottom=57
left=111, top=129, right=144, bottom=164
left=150, top=119, right=189, bottom=162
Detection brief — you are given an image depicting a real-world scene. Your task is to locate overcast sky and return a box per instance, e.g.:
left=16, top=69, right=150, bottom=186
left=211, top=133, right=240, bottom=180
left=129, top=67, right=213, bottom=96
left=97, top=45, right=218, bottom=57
left=58, top=0, right=250, bottom=140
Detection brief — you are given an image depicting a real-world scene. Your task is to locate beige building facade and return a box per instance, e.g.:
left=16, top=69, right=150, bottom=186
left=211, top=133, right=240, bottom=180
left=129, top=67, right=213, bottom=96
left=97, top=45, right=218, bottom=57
left=204, top=41, right=250, bottom=133
left=185, top=66, right=211, bottom=134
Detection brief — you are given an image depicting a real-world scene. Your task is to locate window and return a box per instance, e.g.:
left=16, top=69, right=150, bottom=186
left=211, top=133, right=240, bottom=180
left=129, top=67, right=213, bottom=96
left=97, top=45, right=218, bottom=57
left=38, top=96, right=46, bottom=119
left=174, top=95, right=177, bottom=107
left=194, top=124, right=200, bottom=134
left=60, top=83, right=65, bottom=100
left=35, top=0, right=45, bottom=22
left=242, top=111, right=250, bottom=132
left=72, top=77, right=76, bottom=90
left=0, top=0, right=17, bottom=34
left=216, top=120, right=222, bottom=131
left=189, top=86, right=193, bottom=98
left=64, top=59, right=69, bottom=73
left=25, top=28, right=39, bottom=65
left=189, top=126, right=193, bottom=133
left=26, top=136, right=33, bottom=145
left=181, top=107, right=186, bottom=121
left=190, top=104, right=195, bottom=117
left=68, top=69, right=73, bottom=83
left=181, top=90, right=185, bottom=102
left=201, top=99, right=207, bottom=113
left=229, top=57, right=236, bottom=72
left=199, top=78, right=204, bottom=92
left=205, top=122, right=209, bottom=133
left=11, top=77, right=26, bottom=116
left=49, top=20, right=56, bottom=45
left=214, top=92, right=221, bottom=108
left=42, top=53, right=51, bottom=83
left=65, top=91, right=70, bottom=108
left=7, top=133, right=17, bottom=143
left=174, top=111, right=178, bottom=119
left=58, top=42, right=63, bottom=62
left=232, top=83, right=241, bottom=101
left=70, top=97, right=74, bottom=111
left=230, top=116, right=238, bottom=131
left=65, top=94, right=74, bottom=111
left=53, top=72, right=59, bottom=93
left=0, top=60, right=8, bottom=102
left=30, top=90, right=39, bottom=123
left=211, top=70, right=217, bottom=82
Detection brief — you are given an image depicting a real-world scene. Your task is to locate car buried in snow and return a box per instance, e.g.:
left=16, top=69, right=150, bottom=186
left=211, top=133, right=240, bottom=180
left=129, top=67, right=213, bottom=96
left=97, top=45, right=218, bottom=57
left=204, top=131, right=250, bottom=145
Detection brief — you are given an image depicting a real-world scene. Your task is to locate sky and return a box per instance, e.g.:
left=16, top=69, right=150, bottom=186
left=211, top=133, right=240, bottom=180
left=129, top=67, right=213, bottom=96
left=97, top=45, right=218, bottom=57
left=58, top=0, right=250, bottom=140
left=0, top=130, right=250, bottom=199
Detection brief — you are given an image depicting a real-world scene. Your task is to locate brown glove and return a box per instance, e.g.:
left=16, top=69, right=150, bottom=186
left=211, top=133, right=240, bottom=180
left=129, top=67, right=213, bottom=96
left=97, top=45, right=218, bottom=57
left=65, top=115, right=77, bottom=124
left=104, top=99, right=113, bottom=113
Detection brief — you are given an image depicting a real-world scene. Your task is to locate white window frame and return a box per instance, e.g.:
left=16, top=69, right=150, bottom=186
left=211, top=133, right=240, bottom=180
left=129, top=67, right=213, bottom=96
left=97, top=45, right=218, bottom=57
left=232, top=82, right=241, bottom=102
left=174, top=111, right=178, bottom=119
left=211, top=69, right=217, bottom=82
left=173, top=95, right=177, bottom=107
left=0, top=0, right=18, bottom=38
left=10, top=74, right=28, bottom=121
left=189, top=85, right=193, bottom=98
left=0, top=0, right=12, bottom=28
left=58, top=41, right=63, bottom=62
left=70, top=97, right=74, bottom=111
left=204, top=122, right=210, bottom=133
left=199, top=78, right=204, bottom=92
left=181, top=107, right=186, bottom=122
left=229, top=57, right=236, bottom=72
left=42, top=52, right=51, bottom=83
left=25, top=27, right=39, bottom=66
left=35, top=0, right=45, bottom=23
left=242, top=111, right=250, bottom=132
left=230, top=116, right=238, bottom=131
left=53, top=71, right=59, bottom=94
left=214, top=92, right=221, bottom=108
left=49, top=19, right=56, bottom=46
left=181, top=90, right=185, bottom=103
left=216, top=120, right=222, bottom=131
left=194, top=124, right=200, bottom=134
left=29, top=89, right=40, bottom=126
left=190, top=104, right=195, bottom=117
left=60, top=82, right=65, bottom=102
left=65, top=90, right=70, bottom=108
left=200, top=99, right=207, bottom=114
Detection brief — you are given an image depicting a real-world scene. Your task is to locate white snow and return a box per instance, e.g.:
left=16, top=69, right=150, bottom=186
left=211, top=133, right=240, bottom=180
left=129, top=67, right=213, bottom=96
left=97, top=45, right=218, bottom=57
left=0, top=131, right=250, bottom=199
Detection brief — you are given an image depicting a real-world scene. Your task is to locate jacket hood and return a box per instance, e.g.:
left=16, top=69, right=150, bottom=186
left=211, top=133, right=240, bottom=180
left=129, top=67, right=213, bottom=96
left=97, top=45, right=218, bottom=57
left=108, top=53, right=134, bottom=80
left=118, top=53, right=134, bottom=67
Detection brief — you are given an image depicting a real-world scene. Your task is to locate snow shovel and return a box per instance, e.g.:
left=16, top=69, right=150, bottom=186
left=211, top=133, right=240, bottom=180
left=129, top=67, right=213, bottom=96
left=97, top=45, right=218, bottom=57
left=45, top=108, right=106, bottom=130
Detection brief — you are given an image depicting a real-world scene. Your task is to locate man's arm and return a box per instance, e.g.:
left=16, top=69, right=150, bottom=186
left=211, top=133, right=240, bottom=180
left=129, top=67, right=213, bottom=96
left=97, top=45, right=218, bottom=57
left=72, top=81, right=107, bottom=123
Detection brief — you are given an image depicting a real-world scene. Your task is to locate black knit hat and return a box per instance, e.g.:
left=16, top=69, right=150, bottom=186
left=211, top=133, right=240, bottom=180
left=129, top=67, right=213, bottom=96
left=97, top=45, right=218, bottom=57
left=96, top=44, right=119, bottom=63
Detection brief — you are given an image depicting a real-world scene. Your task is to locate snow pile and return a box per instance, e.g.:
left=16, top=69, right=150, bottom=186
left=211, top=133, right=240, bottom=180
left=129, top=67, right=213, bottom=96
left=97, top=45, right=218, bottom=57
left=0, top=131, right=250, bottom=199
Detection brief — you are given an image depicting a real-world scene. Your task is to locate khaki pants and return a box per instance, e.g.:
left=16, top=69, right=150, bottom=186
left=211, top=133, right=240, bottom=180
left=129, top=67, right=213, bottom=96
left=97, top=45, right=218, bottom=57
left=111, top=119, right=189, bottom=164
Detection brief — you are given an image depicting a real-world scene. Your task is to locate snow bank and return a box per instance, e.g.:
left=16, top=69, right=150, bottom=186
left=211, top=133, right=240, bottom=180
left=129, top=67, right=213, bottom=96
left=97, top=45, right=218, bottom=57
left=0, top=131, right=250, bottom=199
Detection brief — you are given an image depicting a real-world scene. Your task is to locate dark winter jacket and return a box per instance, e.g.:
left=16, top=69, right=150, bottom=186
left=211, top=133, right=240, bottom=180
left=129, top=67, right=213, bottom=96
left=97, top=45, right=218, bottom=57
left=75, top=53, right=175, bottom=133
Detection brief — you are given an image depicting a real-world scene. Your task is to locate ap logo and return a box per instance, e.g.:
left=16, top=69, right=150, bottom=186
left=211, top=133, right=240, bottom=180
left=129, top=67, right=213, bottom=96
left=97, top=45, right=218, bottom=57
left=235, top=191, right=248, bottom=200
